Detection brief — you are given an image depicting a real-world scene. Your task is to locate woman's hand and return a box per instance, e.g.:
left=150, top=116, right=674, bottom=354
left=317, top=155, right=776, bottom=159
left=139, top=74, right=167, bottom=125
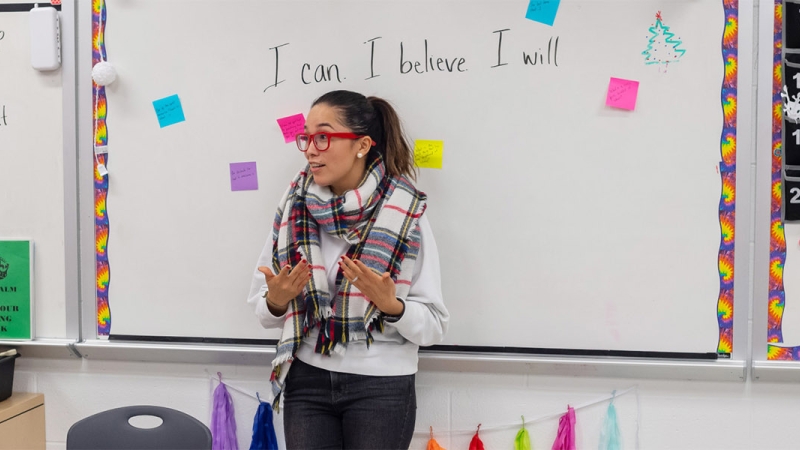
left=258, top=260, right=311, bottom=314
left=339, top=256, right=404, bottom=316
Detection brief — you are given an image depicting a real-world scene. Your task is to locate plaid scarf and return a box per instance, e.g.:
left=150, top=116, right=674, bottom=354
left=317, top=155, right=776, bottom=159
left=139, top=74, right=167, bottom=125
left=269, top=155, right=426, bottom=409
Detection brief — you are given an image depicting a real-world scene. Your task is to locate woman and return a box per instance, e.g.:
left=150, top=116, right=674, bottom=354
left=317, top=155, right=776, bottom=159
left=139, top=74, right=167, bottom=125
left=247, top=90, right=449, bottom=450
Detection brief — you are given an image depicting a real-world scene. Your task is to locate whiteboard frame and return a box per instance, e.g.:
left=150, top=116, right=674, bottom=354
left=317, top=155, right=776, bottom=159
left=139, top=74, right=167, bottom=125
left=732, top=0, right=756, bottom=366
left=751, top=0, right=774, bottom=373
left=76, top=0, right=98, bottom=344
left=751, top=0, right=776, bottom=377
left=30, top=0, right=750, bottom=381
left=68, top=339, right=747, bottom=381
left=62, top=0, right=81, bottom=342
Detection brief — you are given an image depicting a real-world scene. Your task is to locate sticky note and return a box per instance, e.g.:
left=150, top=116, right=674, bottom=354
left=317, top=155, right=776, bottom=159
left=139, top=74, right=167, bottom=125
left=230, top=162, right=259, bottom=191
left=606, top=78, right=640, bottom=111
left=525, top=0, right=560, bottom=26
left=414, top=140, right=444, bottom=169
left=277, top=113, right=306, bottom=144
left=152, top=94, right=185, bottom=128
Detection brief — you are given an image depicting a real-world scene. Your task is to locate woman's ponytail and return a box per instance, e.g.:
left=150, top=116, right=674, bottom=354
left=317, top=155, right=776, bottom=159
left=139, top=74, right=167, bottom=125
left=367, top=97, right=417, bottom=181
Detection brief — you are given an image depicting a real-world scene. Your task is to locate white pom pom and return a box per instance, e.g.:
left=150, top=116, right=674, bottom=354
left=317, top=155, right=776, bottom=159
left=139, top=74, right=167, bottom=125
left=92, top=61, right=117, bottom=86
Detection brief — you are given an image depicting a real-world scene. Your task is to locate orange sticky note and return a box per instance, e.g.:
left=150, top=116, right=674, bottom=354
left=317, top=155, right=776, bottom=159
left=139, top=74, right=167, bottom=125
left=414, top=140, right=444, bottom=169
left=606, top=77, right=640, bottom=111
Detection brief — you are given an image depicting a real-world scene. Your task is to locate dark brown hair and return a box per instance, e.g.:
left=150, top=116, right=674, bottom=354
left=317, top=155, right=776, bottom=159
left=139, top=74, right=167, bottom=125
left=312, top=90, right=417, bottom=180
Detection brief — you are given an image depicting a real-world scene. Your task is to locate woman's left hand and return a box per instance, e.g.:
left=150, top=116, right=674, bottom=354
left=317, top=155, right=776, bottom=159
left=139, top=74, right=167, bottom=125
left=339, top=256, right=404, bottom=316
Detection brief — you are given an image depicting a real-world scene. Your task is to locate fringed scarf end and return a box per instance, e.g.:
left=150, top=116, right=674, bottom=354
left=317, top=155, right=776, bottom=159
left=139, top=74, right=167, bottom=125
left=271, top=393, right=282, bottom=413
left=271, top=352, right=292, bottom=370
left=320, top=305, right=333, bottom=319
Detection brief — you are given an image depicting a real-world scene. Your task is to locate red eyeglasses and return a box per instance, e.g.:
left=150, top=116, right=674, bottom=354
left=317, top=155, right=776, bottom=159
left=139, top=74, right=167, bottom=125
left=295, top=132, right=375, bottom=152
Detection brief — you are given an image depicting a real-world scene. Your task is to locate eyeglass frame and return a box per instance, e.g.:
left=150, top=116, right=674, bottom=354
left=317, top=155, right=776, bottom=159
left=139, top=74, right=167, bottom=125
left=295, top=132, right=376, bottom=152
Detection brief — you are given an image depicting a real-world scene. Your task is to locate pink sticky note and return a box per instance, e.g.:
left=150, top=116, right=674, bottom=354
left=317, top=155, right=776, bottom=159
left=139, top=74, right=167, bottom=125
left=230, top=162, right=258, bottom=191
left=606, top=77, right=640, bottom=111
left=277, top=113, right=306, bottom=144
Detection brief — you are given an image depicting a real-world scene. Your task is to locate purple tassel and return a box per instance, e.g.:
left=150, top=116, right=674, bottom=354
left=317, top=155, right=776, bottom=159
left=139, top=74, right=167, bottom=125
left=212, top=373, right=239, bottom=450
left=551, top=405, right=576, bottom=450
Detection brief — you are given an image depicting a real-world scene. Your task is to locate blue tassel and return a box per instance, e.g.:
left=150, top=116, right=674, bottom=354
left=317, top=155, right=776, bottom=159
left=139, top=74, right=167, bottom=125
left=250, top=393, right=279, bottom=450
left=598, top=392, right=621, bottom=450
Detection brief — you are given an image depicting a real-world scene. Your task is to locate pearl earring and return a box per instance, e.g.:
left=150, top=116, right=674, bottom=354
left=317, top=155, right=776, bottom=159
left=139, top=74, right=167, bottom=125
left=357, top=153, right=363, bottom=159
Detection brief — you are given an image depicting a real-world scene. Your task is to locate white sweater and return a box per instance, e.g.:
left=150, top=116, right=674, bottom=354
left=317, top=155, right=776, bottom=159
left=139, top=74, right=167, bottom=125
left=247, top=214, right=449, bottom=376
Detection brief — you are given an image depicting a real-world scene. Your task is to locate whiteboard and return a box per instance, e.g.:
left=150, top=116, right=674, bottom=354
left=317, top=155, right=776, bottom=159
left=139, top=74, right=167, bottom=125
left=99, top=0, right=733, bottom=353
left=0, top=4, right=66, bottom=338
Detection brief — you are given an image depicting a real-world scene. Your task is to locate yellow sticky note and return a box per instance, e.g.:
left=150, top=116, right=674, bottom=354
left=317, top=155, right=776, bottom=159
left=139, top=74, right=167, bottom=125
left=414, top=140, right=444, bottom=169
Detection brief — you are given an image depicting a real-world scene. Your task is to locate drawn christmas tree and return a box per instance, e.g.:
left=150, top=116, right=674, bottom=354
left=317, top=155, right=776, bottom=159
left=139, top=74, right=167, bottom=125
left=642, top=12, right=686, bottom=69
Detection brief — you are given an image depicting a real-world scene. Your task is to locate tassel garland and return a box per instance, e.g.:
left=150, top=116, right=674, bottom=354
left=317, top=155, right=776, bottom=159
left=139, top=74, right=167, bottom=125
left=207, top=372, right=635, bottom=450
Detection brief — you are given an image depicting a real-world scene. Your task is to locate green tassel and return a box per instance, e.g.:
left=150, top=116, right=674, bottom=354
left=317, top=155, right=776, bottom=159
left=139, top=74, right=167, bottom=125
left=515, top=416, right=532, bottom=450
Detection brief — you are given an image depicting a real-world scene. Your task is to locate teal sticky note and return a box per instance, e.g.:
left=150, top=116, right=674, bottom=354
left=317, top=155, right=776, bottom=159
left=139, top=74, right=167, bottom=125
left=152, top=94, right=185, bottom=128
left=525, top=0, right=560, bottom=26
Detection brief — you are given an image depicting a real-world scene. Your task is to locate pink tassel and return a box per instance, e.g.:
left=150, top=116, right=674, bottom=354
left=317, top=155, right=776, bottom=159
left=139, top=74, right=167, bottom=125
left=469, top=424, right=485, bottom=450
left=551, top=406, right=576, bottom=450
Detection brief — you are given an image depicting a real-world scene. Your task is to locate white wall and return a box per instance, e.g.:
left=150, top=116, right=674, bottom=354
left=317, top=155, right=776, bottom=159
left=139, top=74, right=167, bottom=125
left=11, top=356, right=800, bottom=450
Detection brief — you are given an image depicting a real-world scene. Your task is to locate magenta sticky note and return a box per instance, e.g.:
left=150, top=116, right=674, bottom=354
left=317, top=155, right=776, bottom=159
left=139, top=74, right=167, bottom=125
left=606, top=78, right=640, bottom=111
left=230, top=162, right=258, bottom=191
left=277, top=113, right=306, bottom=144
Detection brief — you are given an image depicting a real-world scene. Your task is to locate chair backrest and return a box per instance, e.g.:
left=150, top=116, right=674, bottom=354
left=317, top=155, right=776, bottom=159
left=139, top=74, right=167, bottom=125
left=66, top=405, right=212, bottom=450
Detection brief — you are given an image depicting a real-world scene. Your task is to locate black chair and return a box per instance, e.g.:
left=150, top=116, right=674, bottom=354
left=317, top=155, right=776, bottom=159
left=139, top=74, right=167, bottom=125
left=66, top=405, right=212, bottom=450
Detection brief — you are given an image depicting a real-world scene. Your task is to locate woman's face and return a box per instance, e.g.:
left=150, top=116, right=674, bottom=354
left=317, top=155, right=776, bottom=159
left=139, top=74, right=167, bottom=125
left=303, top=103, right=372, bottom=195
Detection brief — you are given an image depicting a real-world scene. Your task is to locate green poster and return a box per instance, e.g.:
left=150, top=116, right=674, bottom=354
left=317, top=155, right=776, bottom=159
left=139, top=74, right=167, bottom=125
left=0, top=240, right=32, bottom=340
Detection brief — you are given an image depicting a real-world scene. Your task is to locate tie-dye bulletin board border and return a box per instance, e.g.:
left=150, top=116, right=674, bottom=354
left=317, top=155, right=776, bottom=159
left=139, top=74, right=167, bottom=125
left=765, top=0, right=800, bottom=360
left=91, top=0, right=740, bottom=347
left=718, top=0, right=738, bottom=354
left=93, top=0, right=110, bottom=336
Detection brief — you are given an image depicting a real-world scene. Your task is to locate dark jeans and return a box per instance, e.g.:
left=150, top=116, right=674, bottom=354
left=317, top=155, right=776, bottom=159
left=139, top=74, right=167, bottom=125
left=283, top=358, right=417, bottom=450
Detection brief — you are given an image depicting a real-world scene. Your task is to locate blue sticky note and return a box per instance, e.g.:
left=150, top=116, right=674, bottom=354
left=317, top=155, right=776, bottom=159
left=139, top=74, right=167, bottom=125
left=525, top=0, right=560, bottom=26
left=152, top=94, right=186, bottom=128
